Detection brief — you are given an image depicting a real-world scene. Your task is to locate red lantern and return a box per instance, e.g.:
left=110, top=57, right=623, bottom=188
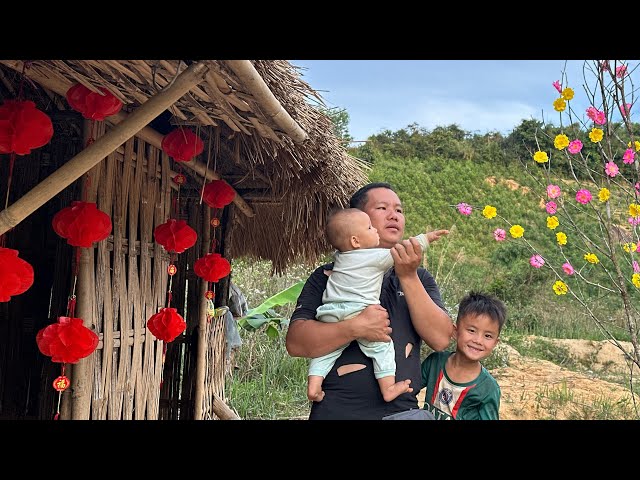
left=161, top=128, right=204, bottom=162
left=36, top=316, right=99, bottom=364
left=202, top=180, right=236, bottom=209
left=193, top=253, right=231, bottom=283
left=154, top=219, right=197, bottom=254
left=52, top=201, right=112, bottom=247
left=0, top=100, right=53, bottom=155
left=0, top=247, right=34, bottom=302
left=147, top=307, right=186, bottom=343
left=66, top=83, right=123, bottom=121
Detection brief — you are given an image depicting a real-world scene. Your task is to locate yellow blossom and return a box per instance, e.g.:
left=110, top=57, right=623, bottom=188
left=546, top=215, right=559, bottom=230
left=598, top=188, right=610, bottom=202
left=510, top=224, right=524, bottom=238
left=589, top=128, right=604, bottom=143
left=584, top=253, right=599, bottom=264
left=561, top=87, right=574, bottom=100
left=556, top=231, right=567, bottom=246
left=482, top=205, right=497, bottom=219
left=623, top=243, right=637, bottom=253
left=630, top=203, right=640, bottom=218
left=553, top=280, right=568, bottom=295
left=533, top=151, right=549, bottom=163
left=628, top=140, right=640, bottom=152
left=554, top=134, right=570, bottom=150
left=553, top=98, right=566, bottom=112
left=633, top=273, right=640, bottom=288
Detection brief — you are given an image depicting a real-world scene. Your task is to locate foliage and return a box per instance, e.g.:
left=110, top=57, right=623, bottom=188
left=237, top=280, right=304, bottom=338
left=319, top=106, right=353, bottom=146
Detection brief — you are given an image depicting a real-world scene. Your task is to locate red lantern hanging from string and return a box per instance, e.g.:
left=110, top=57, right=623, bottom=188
left=0, top=99, right=54, bottom=155
left=161, top=127, right=204, bottom=162
left=0, top=247, right=34, bottom=302
left=52, top=201, right=112, bottom=247
left=202, top=179, right=235, bottom=209
left=147, top=307, right=186, bottom=343
left=193, top=253, right=231, bottom=283
left=65, top=83, right=123, bottom=121
left=36, top=316, right=99, bottom=364
left=154, top=219, right=197, bottom=254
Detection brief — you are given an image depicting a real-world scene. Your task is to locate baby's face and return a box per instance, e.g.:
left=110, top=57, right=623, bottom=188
left=352, top=211, right=380, bottom=248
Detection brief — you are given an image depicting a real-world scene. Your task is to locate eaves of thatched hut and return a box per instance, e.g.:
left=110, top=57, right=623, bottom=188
left=0, top=60, right=368, bottom=420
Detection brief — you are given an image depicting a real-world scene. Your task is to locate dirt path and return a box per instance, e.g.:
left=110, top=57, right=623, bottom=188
left=418, top=337, right=640, bottom=420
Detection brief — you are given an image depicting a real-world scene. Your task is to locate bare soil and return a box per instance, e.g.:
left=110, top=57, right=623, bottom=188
left=417, top=336, right=640, bottom=419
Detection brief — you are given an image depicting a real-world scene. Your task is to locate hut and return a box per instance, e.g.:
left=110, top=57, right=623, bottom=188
left=0, top=60, right=368, bottom=420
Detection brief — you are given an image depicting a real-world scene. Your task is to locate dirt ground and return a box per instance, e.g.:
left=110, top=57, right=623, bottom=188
left=417, top=336, right=640, bottom=420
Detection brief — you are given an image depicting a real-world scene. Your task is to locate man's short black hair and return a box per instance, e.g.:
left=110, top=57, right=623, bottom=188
left=349, top=182, right=394, bottom=210
left=457, top=291, right=507, bottom=332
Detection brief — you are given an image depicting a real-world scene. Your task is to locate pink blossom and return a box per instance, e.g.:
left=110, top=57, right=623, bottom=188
left=586, top=106, right=599, bottom=121
left=562, top=262, right=575, bottom=275
left=633, top=261, right=640, bottom=274
left=576, top=189, right=592, bottom=204
left=636, top=182, right=640, bottom=194
left=530, top=254, right=545, bottom=268
left=567, top=139, right=583, bottom=154
left=545, top=201, right=557, bottom=214
left=623, top=148, right=635, bottom=164
left=457, top=203, right=472, bottom=216
left=493, top=228, right=506, bottom=242
left=547, top=184, right=562, bottom=199
left=616, top=65, right=627, bottom=78
left=600, top=60, right=610, bottom=71
left=619, top=103, right=632, bottom=116
left=605, top=161, right=619, bottom=177
left=629, top=217, right=640, bottom=226
left=587, top=106, right=606, bottom=125
left=553, top=80, right=562, bottom=94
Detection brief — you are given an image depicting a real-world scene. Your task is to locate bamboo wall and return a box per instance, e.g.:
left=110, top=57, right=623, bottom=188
left=0, top=113, right=232, bottom=420
left=66, top=123, right=231, bottom=420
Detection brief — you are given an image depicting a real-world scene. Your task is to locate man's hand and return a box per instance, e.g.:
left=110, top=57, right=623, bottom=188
left=391, top=237, right=423, bottom=278
left=426, top=229, right=450, bottom=244
left=345, top=304, right=392, bottom=342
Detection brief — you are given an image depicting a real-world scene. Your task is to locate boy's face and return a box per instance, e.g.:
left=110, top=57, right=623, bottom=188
left=351, top=210, right=380, bottom=249
left=454, top=313, right=500, bottom=363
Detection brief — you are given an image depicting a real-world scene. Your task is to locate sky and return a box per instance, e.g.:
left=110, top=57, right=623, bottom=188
left=289, top=60, right=599, bottom=143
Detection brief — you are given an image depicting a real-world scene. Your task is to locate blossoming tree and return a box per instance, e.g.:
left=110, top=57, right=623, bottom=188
left=456, top=60, right=640, bottom=403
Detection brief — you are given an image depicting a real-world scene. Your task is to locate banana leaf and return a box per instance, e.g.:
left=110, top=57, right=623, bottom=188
left=237, top=280, right=305, bottom=331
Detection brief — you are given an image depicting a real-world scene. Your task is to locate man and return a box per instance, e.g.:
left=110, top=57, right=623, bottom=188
left=286, top=182, right=453, bottom=419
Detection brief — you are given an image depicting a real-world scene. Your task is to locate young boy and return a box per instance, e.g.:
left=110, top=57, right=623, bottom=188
left=420, top=291, right=506, bottom=420
left=308, top=207, right=448, bottom=403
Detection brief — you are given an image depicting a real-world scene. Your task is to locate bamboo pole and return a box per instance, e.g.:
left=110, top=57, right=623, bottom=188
left=0, top=62, right=209, bottom=236
left=224, top=60, right=309, bottom=144
left=0, top=60, right=255, bottom=218
left=212, top=392, right=240, bottom=420
left=69, top=119, right=102, bottom=420
left=194, top=206, right=210, bottom=420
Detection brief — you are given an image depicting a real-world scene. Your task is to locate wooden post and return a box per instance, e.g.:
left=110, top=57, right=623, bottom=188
left=68, top=119, right=103, bottom=420
left=194, top=206, right=211, bottom=420
left=0, top=61, right=209, bottom=236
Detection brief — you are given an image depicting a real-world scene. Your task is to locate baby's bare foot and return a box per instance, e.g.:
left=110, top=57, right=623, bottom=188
left=382, top=379, right=413, bottom=402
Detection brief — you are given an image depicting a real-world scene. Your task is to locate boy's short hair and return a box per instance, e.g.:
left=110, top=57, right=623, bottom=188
left=326, top=208, right=362, bottom=251
left=457, top=291, right=507, bottom=332
left=349, top=182, right=394, bottom=210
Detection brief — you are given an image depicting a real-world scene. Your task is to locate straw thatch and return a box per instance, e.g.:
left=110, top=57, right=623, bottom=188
left=0, top=60, right=369, bottom=272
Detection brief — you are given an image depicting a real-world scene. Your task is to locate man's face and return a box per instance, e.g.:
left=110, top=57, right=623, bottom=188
left=360, top=187, right=405, bottom=248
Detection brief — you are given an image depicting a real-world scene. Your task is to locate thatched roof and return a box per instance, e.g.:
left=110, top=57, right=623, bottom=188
left=0, top=60, right=369, bottom=272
